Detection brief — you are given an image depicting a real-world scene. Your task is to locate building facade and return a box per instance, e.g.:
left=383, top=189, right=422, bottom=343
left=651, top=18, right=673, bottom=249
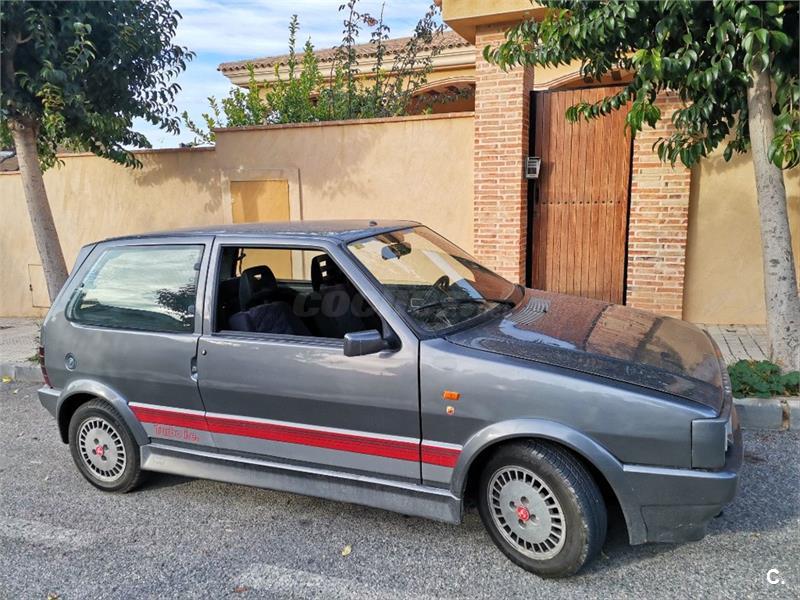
left=217, top=0, right=799, bottom=322
left=2, top=0, right=798, bottom=324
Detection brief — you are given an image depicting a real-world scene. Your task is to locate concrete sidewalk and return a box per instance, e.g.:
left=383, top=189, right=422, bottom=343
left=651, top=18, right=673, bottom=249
left=0, top=318, right=40, bottom=381
left=697, top=323, right=769, bottom=364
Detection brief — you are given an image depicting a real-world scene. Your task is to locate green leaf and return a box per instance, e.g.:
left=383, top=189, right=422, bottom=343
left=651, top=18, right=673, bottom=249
left=743, top=31, right=755, bottom=53
left=766, top=2, right=784, bottom=17
left=770, top=30, right=791, bottom=48
left=651, top=50, right=663, bottom=76
left=721, top=56, right=733, bottom=73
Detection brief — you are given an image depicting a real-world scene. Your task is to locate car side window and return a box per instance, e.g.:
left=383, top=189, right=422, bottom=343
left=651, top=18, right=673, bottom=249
left=214, top=246, right=381, bottom=339
left=67, top=244, right=203, bottom=333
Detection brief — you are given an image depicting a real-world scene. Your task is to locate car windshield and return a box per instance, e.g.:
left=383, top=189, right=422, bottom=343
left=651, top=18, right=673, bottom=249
left=347, top=227, right=520, bottom=332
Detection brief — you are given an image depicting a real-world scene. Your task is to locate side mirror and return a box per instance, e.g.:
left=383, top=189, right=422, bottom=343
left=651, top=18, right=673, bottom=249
left=343, top=329, right=389, bottom=357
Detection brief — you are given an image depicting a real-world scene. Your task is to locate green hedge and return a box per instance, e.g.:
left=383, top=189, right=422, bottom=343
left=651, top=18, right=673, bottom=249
left=728, top=360, right=800, bottom=398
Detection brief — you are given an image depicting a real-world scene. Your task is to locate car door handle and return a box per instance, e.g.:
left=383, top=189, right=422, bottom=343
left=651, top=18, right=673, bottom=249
left=190, top=357, right=198, bottom=381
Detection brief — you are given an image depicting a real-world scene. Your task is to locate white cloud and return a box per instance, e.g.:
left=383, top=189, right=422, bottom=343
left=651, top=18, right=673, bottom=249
left=172, top=0, right=434, bottom=57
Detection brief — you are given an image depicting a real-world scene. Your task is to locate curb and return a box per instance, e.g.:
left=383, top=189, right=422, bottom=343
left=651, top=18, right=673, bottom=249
left=0, top=363, right=43, bottom=383
left=2, top=362, right=797, bottom=430
left=734, top=397, right=799, bottom=431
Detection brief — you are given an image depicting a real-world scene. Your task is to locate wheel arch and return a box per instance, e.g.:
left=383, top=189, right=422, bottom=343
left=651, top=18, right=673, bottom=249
left=56, top=379, right=149, bottom=446
left=451, top=419, right=647, bottom=545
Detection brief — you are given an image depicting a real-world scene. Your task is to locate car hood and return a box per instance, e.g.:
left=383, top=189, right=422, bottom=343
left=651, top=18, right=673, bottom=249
left=445, top=289, right=725, bottom=412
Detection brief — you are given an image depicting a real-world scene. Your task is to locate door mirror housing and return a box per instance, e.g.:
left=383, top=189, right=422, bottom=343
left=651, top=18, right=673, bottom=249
left=343, top=329, right=389, bottom=357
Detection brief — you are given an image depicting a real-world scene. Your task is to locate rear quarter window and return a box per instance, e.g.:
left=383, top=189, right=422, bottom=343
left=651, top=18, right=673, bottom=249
left=67, top=244, right=203, bottom=333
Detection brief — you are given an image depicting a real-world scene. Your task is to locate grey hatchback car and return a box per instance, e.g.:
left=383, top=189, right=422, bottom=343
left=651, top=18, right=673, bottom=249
left=38, top=220, right=741, bottom=577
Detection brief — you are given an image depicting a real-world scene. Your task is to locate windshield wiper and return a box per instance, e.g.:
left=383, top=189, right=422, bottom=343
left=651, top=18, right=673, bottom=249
left=408, top=297, right=515, bottom=314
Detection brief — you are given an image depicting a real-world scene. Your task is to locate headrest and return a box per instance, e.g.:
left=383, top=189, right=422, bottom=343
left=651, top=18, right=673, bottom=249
left=310, top=254, right=347, bottom=292
left=239, top=265, right=277, bottom=309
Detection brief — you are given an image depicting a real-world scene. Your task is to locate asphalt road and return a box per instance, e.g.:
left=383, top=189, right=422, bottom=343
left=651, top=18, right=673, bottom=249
left=1, top=382, right=798, bottom=600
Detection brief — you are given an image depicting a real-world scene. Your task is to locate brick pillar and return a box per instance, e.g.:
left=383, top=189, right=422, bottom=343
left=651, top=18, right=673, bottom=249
left=625, top=93, right=692, bottom=318
left=473, top=23, right=534, bottom=284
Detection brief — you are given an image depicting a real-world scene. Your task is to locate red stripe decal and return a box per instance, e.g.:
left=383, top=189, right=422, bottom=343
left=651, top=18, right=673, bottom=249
left=421, top=444, right=461, bottom=468
left=131, top=405, right=209, bottom=431
left=130, top=405, right=460, bottom=467
left=204, top=415, right=420, bottom=462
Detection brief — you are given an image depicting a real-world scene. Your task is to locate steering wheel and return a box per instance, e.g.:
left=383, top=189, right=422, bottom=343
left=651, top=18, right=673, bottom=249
left=419, top=275, right=450, bottom=307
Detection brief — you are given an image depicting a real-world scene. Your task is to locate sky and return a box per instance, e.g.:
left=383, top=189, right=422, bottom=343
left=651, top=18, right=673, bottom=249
left=134, top=0, right=437, bottom=148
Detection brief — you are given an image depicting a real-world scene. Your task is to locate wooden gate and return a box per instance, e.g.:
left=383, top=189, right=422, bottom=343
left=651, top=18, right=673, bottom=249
left=530, top=86, right=633, bottom=303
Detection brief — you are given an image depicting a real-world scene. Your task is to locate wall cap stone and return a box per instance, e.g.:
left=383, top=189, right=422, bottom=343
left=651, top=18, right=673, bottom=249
left=213, top=111, right=475, bottom=134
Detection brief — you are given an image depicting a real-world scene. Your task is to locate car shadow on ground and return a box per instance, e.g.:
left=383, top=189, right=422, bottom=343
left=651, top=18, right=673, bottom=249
left=138, top=472, right=195, bottom=491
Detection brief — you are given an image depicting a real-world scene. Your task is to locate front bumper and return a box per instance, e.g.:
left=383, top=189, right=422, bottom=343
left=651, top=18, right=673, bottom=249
left=624, top=409, right=743, bottom=544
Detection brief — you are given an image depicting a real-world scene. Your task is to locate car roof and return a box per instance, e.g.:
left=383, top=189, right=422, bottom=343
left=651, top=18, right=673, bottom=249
left=102, top=220, right=420, bottom=244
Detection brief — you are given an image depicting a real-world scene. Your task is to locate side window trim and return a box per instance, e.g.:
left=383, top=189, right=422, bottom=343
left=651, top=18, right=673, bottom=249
left=205, top=240, right=386, bottom=340
left=64, top=239, right=213, bottom=336
left=211, top=329, right=344, bottom=348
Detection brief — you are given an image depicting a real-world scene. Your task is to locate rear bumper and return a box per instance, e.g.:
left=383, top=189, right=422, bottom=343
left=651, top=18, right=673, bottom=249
left=623, top=413, right=743, bottom=544
left=38, top=386, right=59, bottom=418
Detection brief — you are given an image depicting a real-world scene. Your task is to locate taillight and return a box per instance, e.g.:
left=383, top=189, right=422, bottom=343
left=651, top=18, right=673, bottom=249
left=38, top=346, right=51, bottom=387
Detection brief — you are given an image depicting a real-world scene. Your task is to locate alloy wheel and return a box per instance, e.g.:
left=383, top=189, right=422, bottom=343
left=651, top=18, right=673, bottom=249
left=487, top=465, right=566, bottom=560
left=77, top=417, right=127, bottom=483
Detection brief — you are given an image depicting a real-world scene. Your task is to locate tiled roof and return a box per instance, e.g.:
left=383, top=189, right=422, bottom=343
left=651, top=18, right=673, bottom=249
left=218, top=30, right=470, bottom=74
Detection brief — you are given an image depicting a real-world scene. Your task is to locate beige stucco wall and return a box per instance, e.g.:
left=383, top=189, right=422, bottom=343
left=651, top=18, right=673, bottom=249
left=214, top=113, right=475, bottom=249
left=683, top=151, right=800, bottom=324
left=0, top=148, right=223, bottom=317
left=0, top=113, right=474, bottom=317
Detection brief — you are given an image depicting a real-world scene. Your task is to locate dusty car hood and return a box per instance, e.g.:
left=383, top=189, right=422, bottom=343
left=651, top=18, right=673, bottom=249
left=445, top=289, right=724, bottom=412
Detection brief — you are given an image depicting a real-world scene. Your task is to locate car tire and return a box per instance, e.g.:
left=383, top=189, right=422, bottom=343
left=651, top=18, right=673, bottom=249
left=477, top=440, right=606, bottom=578
left=68, top=399, right=145, bottom=493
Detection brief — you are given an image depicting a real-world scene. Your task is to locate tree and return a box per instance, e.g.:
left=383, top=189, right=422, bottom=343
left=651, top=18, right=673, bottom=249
left=1, top=0, right=192, bottom=300
left=183, top=1, right=463, bottom=144
left=486, top=0, right=800, bottom=369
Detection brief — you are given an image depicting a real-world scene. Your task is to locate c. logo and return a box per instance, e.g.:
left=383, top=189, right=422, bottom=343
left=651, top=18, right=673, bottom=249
left=767, top=568, right=783, bottom=585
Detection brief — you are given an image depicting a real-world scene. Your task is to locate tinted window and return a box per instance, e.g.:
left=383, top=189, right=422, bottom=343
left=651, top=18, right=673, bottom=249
left=68, top=245, right=203, bottom=333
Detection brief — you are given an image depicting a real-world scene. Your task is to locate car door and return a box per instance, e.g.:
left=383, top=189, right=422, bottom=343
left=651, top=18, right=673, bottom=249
left=51, top=236, right=215, bottom=448
left=195, top=238, right=422, bottom=483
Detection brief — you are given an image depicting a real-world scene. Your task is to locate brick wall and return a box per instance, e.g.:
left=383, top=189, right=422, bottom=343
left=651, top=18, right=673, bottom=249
left=625, top=93, right=692, bottom=317
left=473, top=23, right=534, bottom=284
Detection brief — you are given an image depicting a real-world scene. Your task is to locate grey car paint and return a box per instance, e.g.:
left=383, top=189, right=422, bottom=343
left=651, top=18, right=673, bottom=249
left=38, top=220, right=742, bottom=548
left=420, top=337, right=708, bottom=471
left=43, top=237, right=214, bottom=423
left=196, top=237, right=422, bottom=482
